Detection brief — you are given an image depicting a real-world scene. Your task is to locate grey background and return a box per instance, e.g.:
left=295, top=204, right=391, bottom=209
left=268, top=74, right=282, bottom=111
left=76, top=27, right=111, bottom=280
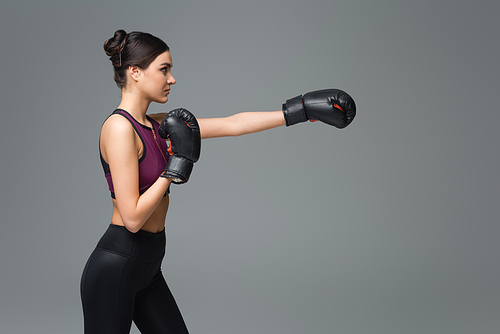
left=1, top=0, right=499, bottom=333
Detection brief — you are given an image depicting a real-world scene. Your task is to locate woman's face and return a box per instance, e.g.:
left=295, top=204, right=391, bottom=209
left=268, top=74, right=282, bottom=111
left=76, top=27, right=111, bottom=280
left=138, top=51, right=176, bottom=104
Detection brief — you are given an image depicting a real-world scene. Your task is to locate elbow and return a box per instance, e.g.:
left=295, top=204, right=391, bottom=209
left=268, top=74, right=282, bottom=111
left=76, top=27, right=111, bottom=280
left=114, top=198, right=146, bottom=233
left=122, top=219, right=143, bottom=233
left=226, top=115, right=245, bottom=137
left=229, top=122, right=245, bottom=137
left=125, top=225, right=141, bottom=233
left=231, top=128, right=245, bottom=137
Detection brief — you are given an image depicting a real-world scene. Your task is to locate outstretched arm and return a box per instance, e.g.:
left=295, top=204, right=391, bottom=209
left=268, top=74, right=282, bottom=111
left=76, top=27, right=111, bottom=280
left=150, top=110, right=286, bottom=139
left=197, top=111, right=286, bottom=139
left=149, top=88, right=356, bottom=139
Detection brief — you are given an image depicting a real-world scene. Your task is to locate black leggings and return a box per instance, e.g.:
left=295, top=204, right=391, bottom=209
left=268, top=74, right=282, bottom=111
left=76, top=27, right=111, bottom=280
left=80, top=224, right=189, bottom=334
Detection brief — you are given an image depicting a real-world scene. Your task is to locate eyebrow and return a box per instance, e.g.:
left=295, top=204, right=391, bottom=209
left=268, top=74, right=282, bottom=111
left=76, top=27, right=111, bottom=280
left=160, top=62, right=172, bottom=68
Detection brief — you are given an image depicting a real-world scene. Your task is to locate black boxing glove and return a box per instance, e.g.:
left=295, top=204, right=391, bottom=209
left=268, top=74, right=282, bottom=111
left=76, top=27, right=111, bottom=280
left=158, top=108, right=201, bottom=184
left=282, top=89, right=356, bottom=128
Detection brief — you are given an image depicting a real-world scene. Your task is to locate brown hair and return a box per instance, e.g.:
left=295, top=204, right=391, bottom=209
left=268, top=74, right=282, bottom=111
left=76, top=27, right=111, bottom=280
left=103, top=30, right=169, bottom=88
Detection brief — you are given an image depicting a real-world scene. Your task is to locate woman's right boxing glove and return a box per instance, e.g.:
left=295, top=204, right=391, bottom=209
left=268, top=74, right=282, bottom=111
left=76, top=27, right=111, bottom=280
left=282, top=88, right=356, bottom=128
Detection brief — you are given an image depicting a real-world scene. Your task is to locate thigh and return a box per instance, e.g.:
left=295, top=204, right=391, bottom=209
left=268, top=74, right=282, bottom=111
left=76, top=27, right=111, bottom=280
left=81, top=249, right=147, bottom=334
left=133, top=270, right=189, bottom=334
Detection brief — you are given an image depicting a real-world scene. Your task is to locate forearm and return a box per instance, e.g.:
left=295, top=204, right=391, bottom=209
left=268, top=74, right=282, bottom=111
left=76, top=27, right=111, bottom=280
left=117, top=177, right=172, bottom=233
left=199, top=111, right=286, bottom=139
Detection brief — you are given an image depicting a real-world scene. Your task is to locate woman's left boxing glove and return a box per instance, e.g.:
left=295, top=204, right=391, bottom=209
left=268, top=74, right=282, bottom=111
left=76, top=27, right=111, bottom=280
left=158, top=108, right=201, bottom=184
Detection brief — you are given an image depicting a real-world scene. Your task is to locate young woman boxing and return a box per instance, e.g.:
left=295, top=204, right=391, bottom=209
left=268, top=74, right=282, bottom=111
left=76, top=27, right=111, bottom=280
left=80, top=29, right=355, bottom=334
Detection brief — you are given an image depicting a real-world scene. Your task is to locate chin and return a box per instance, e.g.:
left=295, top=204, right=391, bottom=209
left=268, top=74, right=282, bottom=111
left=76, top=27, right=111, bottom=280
left=155, top=97, right=169, bottom=104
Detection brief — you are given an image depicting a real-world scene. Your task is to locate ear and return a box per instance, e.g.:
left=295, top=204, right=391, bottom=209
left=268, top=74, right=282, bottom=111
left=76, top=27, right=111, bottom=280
left=128, top=66, right=141, bottom=82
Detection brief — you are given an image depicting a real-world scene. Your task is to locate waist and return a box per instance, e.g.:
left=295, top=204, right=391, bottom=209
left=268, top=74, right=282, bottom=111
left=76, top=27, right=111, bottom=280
left=96, top=224, right=166, bottom=263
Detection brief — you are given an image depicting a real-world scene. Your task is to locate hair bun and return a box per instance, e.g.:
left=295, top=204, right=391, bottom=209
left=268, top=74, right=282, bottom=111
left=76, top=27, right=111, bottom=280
left=103, top=29, right=128, bottom=66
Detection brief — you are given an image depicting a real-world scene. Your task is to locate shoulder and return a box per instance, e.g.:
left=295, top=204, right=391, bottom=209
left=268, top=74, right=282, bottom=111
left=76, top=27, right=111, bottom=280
left=101, top=114, right=137, bottom=146
left=102, top=114, right=134, bottom=134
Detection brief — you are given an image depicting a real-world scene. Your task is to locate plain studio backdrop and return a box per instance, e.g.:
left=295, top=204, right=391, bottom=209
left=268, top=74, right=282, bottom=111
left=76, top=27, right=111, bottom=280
left=0, top=0, right=498, bottom=333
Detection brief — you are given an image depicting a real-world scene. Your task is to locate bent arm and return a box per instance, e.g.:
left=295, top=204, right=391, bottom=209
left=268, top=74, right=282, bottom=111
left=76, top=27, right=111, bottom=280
left=102, top=117, right=172, bottom=233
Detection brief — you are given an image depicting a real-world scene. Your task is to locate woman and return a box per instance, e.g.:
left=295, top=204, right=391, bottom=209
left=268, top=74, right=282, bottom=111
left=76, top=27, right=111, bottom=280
left=80, top=29, right=355, bottom=334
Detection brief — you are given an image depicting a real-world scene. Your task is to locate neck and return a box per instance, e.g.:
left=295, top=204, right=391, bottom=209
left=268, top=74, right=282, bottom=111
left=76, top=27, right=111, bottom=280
left=117, top=89, right=151, bottom=124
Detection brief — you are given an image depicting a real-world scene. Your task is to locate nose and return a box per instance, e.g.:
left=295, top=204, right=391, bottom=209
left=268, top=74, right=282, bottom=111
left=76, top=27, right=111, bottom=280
left=168, top=73, right=176, bottom=85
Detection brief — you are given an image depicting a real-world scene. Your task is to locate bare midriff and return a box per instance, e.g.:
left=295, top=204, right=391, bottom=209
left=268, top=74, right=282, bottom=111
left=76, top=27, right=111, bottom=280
left=110, top=195, right=169, bottom=233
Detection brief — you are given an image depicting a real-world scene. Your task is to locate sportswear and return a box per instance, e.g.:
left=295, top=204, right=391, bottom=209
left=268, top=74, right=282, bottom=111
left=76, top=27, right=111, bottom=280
left=80, top=224, right=189, bottom=333
left=100, top=109, right=170, bottom=198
